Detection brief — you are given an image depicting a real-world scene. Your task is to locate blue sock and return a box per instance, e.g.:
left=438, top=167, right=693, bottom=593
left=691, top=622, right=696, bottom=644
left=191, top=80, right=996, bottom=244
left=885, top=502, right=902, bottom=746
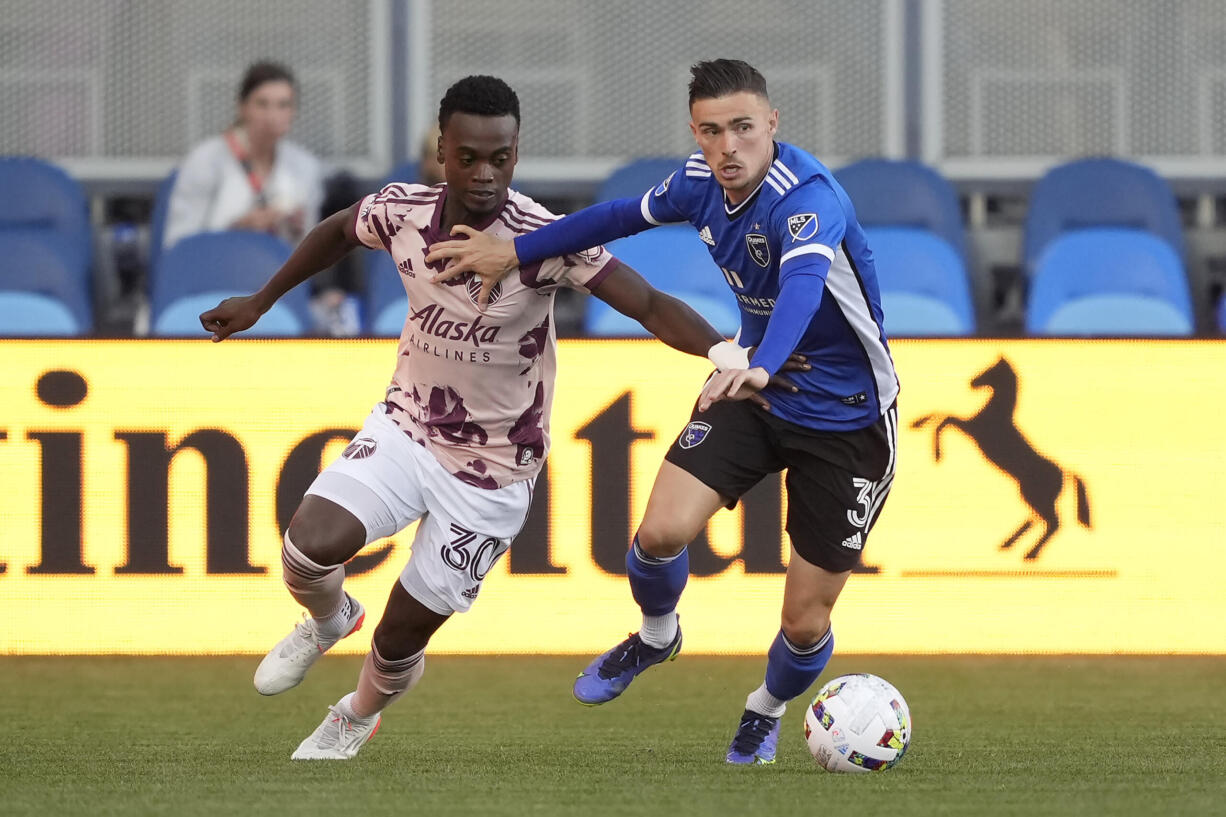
left=626, top=537, right=688, bottom=617
left=763, top=627, right=834, bottom=703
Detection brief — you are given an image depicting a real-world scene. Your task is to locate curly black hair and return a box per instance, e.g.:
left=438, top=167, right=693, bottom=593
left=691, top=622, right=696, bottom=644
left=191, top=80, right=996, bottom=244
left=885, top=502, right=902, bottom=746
left=438, top=75, right=521, bottom=131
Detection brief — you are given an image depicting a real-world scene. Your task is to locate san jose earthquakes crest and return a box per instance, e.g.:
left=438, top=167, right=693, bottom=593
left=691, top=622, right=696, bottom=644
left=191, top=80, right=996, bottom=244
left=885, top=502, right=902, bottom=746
left=679, top=421, right=711, bottom=449
left=745, top=234, right=770, bottom=267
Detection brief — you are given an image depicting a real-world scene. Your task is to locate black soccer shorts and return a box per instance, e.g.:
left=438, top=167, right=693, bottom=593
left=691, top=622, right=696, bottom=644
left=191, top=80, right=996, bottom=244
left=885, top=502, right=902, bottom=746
left=664, top=397, right=897, bottom=573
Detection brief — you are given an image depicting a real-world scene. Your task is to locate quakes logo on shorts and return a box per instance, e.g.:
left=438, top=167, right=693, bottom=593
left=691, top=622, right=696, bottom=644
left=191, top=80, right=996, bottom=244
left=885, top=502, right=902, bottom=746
left=342, top=437, right=377, bottom=460
left=679, top=421, right=711, bottom=449
left=466, top=276, right=503, bottom=306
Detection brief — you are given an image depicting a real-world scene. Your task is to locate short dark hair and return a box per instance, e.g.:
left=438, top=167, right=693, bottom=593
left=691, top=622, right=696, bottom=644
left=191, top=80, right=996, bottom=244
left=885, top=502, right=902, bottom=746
left=688, top=59, right=769, bottom=106
left=438, top=75, right=521, bottom=132
left=238, top=61, right=296, bottom=102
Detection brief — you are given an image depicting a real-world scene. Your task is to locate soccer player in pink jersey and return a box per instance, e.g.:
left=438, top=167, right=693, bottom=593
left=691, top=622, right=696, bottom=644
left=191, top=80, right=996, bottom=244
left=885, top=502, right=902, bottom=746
left=198, top=76, right=794, bottom=760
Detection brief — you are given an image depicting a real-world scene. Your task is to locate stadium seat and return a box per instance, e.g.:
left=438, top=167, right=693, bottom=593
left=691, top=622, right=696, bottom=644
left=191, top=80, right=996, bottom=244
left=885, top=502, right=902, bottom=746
left=584, top=290, right=740, bottom=337
left=148, top=169, right=177, bottom=272
left=835, top=159, right=968, bottom=264
left=0, top=156, right=92, bottom=280
left=383, top=160, right=420, bottom=187
left=1026, top=229, right=1192, bottom=336
left=365, top=249, right=409, bottom=336
left=866, top=227, right=975, bottom=336
left=1023, top=158, right=1184, bottom=271
left=596, top=157, right=684, bottom=202
left=150, top=231, right=302, bottom=336
left=597, top=225, right=740, bottom=335
left=605, top=225, right=730, bottom=295
left=1219, top=294, right=1226, bottom=334
left=0, top=231, right=93, bottom=334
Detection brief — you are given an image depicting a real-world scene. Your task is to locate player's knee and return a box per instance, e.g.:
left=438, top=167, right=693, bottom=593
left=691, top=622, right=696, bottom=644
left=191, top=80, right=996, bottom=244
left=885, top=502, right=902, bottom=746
left=780, top=609, right=832, bottom=647
left=286, top=508, right=362, bottom=567
left=372, top=619, right=430, bottom=661
left=634, top=523, right=689, bottom=559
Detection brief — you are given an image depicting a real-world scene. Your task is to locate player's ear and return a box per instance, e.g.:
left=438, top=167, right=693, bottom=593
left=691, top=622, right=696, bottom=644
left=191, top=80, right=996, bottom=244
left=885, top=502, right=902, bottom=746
left=767, top=108, right=779, bottom=136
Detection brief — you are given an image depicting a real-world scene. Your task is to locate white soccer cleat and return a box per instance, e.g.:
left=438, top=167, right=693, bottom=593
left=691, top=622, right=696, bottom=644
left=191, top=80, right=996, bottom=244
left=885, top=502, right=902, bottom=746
left=291, top=702, right=382, bottom=760
left=253, top=594, right=365, bottom=696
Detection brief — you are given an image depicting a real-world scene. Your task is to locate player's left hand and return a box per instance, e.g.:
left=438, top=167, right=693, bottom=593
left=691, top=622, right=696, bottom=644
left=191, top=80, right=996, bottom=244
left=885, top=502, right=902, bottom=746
left=426, top=226, right=519, bottom=310
left=699, top=366, right=770, bottom=412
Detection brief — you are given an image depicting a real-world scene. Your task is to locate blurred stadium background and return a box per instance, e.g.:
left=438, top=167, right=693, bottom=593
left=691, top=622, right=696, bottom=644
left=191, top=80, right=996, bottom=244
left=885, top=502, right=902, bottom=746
left=1, top=2, right=1224, bottom=815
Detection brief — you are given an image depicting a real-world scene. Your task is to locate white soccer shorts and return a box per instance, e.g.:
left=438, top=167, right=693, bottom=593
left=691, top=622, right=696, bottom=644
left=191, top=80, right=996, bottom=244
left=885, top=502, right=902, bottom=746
left=304, top=405, right=533, bottom=615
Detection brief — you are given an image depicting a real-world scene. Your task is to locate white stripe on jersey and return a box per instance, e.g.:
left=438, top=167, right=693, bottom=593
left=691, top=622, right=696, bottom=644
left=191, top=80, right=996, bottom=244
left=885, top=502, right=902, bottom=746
left=823, top=246, right=899, bottom=410
left=781, top=244, right=835, bottom=265
left=685, top=161, right=709, bottom=170
left=767, top=166, right=794, bottom=193
left=772, top=159, right=800, bottom=185
left=764, top=174, right=786, bottom=195
left=640, top=190, right=663, bottom=225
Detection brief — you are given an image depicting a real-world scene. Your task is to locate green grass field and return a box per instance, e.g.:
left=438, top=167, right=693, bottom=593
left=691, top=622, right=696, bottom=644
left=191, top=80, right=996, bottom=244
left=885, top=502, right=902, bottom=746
left=2, top=655, right=1223, bottom=816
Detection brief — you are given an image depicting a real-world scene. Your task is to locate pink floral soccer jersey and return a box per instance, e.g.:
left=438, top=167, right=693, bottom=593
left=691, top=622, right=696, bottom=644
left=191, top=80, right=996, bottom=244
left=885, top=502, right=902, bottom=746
left=353, top=183, right=616, bottom=489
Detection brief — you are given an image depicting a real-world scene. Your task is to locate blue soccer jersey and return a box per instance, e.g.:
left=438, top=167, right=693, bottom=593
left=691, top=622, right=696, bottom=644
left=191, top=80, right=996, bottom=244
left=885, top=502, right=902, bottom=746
left=513, top=141, right=899, bottom=431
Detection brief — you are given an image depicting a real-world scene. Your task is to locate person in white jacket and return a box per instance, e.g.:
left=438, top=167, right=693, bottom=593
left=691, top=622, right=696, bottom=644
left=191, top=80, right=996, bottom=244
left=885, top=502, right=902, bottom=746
left=163, top=61, right=324, bottom=252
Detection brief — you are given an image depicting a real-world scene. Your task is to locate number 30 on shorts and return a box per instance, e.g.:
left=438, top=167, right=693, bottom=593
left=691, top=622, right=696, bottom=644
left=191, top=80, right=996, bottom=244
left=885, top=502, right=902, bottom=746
left=443, top=523, right=510, bottom=581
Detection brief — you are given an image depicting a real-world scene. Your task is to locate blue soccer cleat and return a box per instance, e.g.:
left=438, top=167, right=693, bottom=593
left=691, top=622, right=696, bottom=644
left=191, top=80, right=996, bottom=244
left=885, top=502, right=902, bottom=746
left=572, top=625, right=682, bottom=705
left=725, top=709, right=781, bottom=765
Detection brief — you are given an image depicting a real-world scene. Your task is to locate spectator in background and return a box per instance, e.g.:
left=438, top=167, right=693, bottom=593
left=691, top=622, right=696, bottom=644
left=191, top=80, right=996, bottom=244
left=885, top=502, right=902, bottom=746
left=163, top=61, right=322, bottom=250
left=163, top=61, right=360, bottom=335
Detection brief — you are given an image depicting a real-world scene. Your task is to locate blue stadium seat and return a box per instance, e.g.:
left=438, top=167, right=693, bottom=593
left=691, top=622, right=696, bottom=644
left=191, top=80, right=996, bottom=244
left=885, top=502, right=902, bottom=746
left=0, top=157, right=91, bottom=280
left=1026, top=229, right=1192, bottom=336
left=365, top=249, right=409, bottom=336
left=1023, top=158, right=1184, bottom=271
left=151, top=231, right=301, bottom=336
left=148, top=169, right=177, bottom=272
left=1219, top=294, right=1226, bottom=334
left=866, top=227, right=975, bottom=336
left=0, top=231, right=93, bottom=334
left=835, top=159, right=967, bottom=264
left=596, top=157, right=683, bottom=203
left=383, top=160, right=420, bottom=187
left=605, top=225, right=730, bottom=295
left=584, top=290, right=740, bottom=337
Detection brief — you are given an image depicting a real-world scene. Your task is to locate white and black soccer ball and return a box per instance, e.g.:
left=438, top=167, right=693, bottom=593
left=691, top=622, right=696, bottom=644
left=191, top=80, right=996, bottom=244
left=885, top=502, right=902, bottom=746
left=803, top=673, right=911, bottom=773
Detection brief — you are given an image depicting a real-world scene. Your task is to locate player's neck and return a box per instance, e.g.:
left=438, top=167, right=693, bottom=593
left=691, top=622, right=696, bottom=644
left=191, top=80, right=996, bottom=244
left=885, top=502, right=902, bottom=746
left=724, top=165, right=770, bottom=206
left=438, top=188, right=504, bottom=234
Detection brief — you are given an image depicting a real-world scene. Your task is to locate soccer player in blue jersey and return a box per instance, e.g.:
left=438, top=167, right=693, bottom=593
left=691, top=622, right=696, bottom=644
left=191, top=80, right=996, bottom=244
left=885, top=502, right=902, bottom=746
left=427, top=59, right=899, bottom=766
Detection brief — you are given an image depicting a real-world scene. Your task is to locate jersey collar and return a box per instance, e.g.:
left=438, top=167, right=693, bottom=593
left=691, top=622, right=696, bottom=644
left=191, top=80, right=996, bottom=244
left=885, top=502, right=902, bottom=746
left=722, top=142, right=780, bottom=221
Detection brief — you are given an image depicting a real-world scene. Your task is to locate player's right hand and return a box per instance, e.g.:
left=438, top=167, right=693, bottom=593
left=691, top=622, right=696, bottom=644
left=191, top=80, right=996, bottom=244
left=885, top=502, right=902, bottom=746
left=199, top=295, right=264, bottom=342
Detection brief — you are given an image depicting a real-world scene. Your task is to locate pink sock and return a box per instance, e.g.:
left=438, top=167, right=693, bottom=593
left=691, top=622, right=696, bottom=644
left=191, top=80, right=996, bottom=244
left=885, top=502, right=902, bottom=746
left=281, top=532, right=345, bottom=620
left=351, top=643, right=425, bottom=718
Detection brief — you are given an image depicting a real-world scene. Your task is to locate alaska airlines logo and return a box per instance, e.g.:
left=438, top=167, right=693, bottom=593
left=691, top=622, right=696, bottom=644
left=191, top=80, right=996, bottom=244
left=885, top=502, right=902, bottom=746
left=911, top=358, right=1091, bottom=559
left=408, top=304, right=501, bottom=347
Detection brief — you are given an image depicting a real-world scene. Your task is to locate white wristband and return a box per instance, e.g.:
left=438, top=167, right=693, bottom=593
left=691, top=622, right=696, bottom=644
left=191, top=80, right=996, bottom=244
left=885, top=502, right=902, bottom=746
left=707, top=340, right=750, bottom=371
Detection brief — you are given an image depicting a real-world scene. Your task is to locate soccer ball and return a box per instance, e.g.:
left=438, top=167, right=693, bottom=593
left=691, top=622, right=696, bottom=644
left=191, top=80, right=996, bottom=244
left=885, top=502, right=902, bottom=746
left=803, top=673, right=911, bottom=773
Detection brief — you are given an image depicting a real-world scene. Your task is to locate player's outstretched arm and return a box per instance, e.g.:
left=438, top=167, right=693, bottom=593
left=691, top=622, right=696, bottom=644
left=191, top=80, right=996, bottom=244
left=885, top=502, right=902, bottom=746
left=592, top=262, right=803, bottom=411
left=592, top=261, right=723, bottom=355
left=199, top=202, right=363, bottom=341
left=425, top=196, right=655, bottom=308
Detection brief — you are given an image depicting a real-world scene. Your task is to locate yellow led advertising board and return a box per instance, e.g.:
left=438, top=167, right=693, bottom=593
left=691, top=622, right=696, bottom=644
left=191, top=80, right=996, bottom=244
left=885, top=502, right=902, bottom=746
left=0, top=339, right=1223, bottom=654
